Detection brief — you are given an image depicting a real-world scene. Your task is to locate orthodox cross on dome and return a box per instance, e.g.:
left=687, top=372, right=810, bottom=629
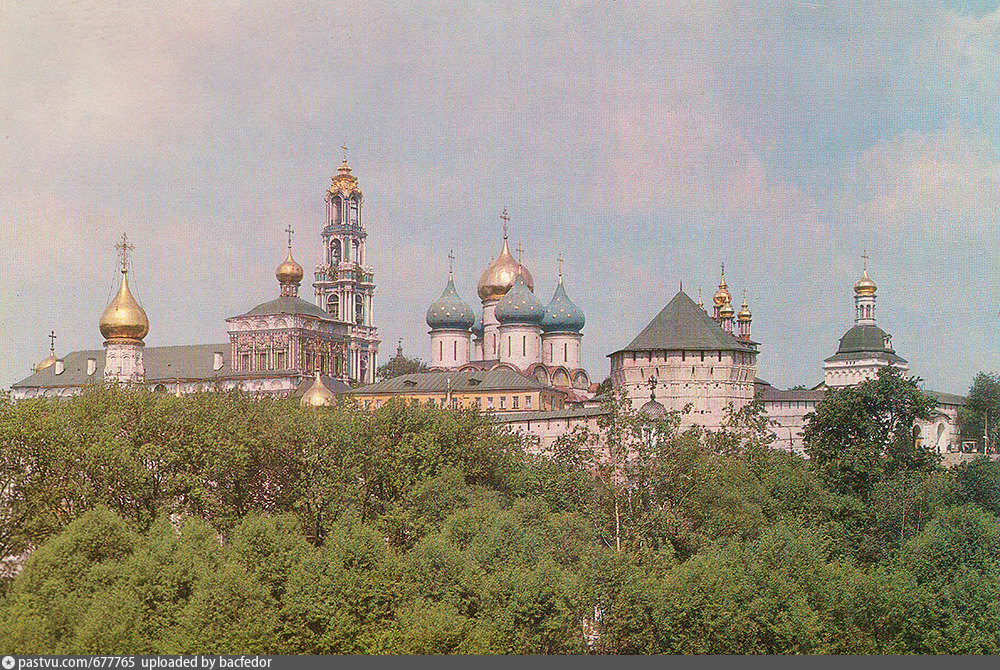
left=285, top=224, right=294, bottom=250
left=48, top=330, right=56, bottom=352
left=861, top=248, right=869, bottom=271
left=341, top=144, right=349, bottom=163
left=647, top=376, right=658, bottom=400
left=448, top=249, right=455, bottom=277
left=557, top=253, right=563, bottom=280
left=515, top=243, right=524, bottom=265
left=500, top=208, right=509, bottom=238
left=115, top=233, right=134, bottom=273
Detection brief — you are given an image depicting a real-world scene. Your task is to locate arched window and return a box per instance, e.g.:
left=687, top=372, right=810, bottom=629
left=349, top=198, right=359, bottom=224
left=352, top=239, right=360, bottom=264
left=359, top=353, right=367, bottom=381
left=330, top=196, right=342, bottom=226
left=355, top=294, right=364, bottom=325
left=327, top=294, right=339, bottom=319
left=331, top=239, right=341, bottom=265
left=563, top=342, right=568, bottom=362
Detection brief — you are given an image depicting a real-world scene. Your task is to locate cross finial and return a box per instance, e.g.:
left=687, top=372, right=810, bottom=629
left=500, top=208, right=509, bottom=238
left=448, top=249, right=455, bottom=277
left=285, top=223, right=294, bottom=250
left=721, top=261, right=725, bottom=278
left=647, top=376, right=658, bottom=401
left=341, top=144, right=348, bottom=163
left=48, top=330, right=56, bottom=353
left=115, top=233, right=134, bottom=273
left=515, top=243, right=524, bottom=265
left=557, top=253, right=564, bottom=281
left=861, top=248, right=869, bottom=271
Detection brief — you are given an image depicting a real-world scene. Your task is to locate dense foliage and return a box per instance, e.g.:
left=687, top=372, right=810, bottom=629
left=1, top=380, right=999, bottom=654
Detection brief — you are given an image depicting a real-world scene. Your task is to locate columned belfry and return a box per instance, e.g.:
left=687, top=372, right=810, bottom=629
left=100, top=233, right=149, bottom=384
left=311, top=147, right=379, bottom=383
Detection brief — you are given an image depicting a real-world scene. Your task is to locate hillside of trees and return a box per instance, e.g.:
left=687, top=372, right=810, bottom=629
left=2, top=370, right=1000, bottom=654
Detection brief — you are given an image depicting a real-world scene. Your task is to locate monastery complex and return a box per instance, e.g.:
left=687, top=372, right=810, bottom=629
left=11, top=157, right=969, bottom=459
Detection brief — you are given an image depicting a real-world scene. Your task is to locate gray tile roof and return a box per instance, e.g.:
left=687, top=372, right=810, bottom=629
left=760, top=386, right=826, bottom=403
left=12, top=343, right=234, bottom=389
left=348, top=368, right=557, bottom=395
left=494, top=407, right=609, bottom=423
left=293, top=375, right=352, bottom=397
left=611, top=290, right=754, bottom=355
left=230, top=296, right=334, bottom=322
left=926, top=390, right=966, bottom=406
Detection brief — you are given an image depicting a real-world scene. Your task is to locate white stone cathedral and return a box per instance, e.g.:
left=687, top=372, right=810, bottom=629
left=424, top=211, right=591, bottom=393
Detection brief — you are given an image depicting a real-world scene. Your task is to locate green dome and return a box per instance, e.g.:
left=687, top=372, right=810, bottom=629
left=540, top=279, right=585, bottom=333
left=471, top=309, right=484, bottom=338
left=495, top=272, right=545, bottom=325
left=426, top=276, right=475, bottom=330
left=836, top=324, right=894, bottom=354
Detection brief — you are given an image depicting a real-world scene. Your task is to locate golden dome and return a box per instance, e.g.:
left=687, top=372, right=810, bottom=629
left=100, top=268, right=149, bottom=342
left=300, top=371, right=334, bottom=407
left=327, top=156, right=360, bottom=197
left=719, top=302, right=735, bottom=318
left=276, top=248, right=303, bottom=284
left=854, top=267, right=877, bottom=295
left=477, top=235, right=534, bottom=302
left=713, top=267, right=731, bottom=307
left=36, top=351, right=58, bottom=372
left=737, top=297, right=752, bottom=322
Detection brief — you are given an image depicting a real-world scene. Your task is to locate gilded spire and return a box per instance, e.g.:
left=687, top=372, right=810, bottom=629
left=99, top=234, right=149, bottom=342
left=713, top=262, right=732, bottom=308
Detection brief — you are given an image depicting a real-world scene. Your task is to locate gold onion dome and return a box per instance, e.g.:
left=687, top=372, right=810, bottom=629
left=37, top=351, right=58, bottom=372
left=276, top=248, right=304, bottom=284
left=713, top=268, right=731, bottom=307
left=300, top=371, right=334, bottom=407
left=854, top=267, right=877, bottom=295
left=100, top=267, right=149, bottom=342
left=478, top=235, right=534, bottom=301
left=737, top=296, right=752, bottom=322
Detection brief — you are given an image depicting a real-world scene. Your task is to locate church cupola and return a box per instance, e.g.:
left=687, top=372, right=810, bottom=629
left=540, top=257, right=585, bottom=369
left=275, top=224, right=304, bottom=298
left=737, top=290, right=753, bottom=340
left=36, top=330, right=58, bottom=372
left=713, top=263, right=735, bottom=333
left=495, top=268, right=544, bottom=370
left=854, top=250, right=877, bottom=325
left=540, top=260, right=585, bottom=334
left=427, top=253, right=474, bottom=368
left=101, top=233, right=148, bottom=384
left=477, top=209, right=534, bottom=302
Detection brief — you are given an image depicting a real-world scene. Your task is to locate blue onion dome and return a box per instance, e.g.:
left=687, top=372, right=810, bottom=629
left=426, top=274, right=475, bottom=330
left=471, top=309, right=484, bottom=338
left=540, top=277, right=585, bottom=333
left=495, top=270, right=545, bottom=325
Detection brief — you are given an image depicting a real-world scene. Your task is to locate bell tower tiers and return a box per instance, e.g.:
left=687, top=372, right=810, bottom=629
left=312, top=147, right=380, bottom=383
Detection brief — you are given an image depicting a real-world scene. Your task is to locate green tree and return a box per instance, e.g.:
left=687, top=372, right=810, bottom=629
left=960, top=372, right=1000, bottom=453
left=804, top=368, right=938, bottom=502
left=377, top=349, right=430, bottom=380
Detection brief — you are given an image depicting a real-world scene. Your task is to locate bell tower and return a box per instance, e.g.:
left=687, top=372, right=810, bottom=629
left=312, top=147, right=379, bottom=383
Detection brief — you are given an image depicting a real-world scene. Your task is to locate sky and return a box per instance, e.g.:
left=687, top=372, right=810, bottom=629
left=2, top=0, right=998, bottom=395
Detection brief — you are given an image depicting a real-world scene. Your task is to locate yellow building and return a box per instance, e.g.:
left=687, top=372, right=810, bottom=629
left=348, top=368, right=567, bottom=412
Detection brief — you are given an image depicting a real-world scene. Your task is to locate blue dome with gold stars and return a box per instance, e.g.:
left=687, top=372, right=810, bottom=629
left=540, top=278, right=585, bottom=333
left=495, top=271, right=545, bottom=325
left=426, top=276, right=475, bottom=330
